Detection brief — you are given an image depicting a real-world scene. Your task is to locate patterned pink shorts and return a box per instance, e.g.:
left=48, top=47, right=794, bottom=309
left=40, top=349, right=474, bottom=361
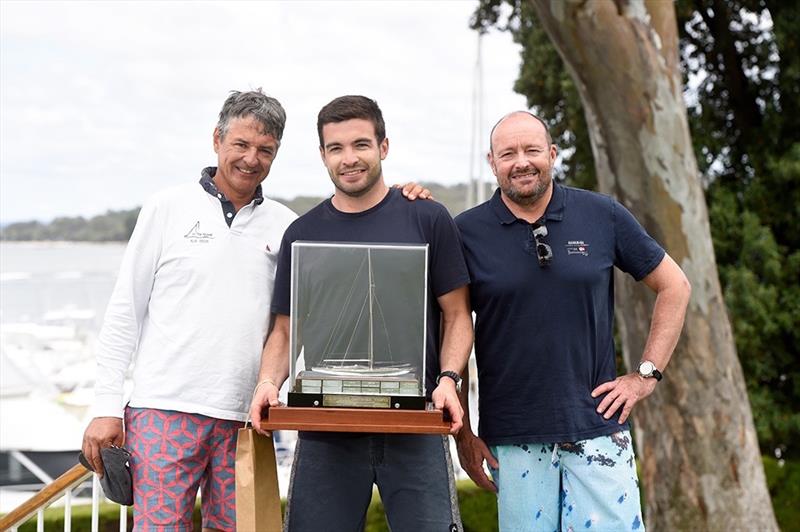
left=124, top=407, right=241, bottom=531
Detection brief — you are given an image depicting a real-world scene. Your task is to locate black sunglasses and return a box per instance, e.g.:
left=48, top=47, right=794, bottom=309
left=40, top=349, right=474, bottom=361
left=531, top=223, right=553, bottom=267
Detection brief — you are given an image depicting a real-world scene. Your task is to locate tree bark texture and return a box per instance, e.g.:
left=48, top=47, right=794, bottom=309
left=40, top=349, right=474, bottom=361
left=529, top=1, right=777, bottom=530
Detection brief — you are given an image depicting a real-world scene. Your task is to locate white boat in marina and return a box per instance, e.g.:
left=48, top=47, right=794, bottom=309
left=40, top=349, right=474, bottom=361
left=0, top=322, right=97, bottom=512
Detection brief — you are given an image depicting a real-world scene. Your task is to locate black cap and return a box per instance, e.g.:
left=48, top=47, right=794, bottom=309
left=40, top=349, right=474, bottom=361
left=78, top=446, right=133, bottom=506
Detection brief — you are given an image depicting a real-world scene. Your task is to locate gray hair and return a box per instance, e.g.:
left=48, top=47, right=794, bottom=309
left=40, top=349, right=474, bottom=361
left=216, top=89, right=287, bottom=143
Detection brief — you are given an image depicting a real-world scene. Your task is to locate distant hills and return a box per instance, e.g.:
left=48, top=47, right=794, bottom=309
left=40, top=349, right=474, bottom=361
left=0, top=182, right=495, bottom=242
left=0, top=209, right=141, bottom=242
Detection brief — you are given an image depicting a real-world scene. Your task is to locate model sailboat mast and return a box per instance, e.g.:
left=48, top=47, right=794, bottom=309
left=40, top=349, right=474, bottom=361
left=368, top=248, right=374, bottom=369
left=313, top=248, right=411, bottom=377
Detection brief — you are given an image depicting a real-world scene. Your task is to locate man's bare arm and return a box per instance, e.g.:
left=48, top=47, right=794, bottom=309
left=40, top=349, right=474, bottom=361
left=432, top=285, right=473, bottom=434
left=455, top=368, right=499, bottom=492
left=249, top=314, right=291, bottom=435
left=637, top=253, right=692, bottom=372
left=593, top=254, right=691, bottom=422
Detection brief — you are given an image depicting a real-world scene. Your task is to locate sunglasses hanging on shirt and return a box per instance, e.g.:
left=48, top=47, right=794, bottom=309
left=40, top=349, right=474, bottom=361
left=530, top=223, right=553, bottom=267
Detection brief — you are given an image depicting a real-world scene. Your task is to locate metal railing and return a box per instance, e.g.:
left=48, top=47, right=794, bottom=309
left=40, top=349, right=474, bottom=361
left=0, top=463, right=127, bottom=532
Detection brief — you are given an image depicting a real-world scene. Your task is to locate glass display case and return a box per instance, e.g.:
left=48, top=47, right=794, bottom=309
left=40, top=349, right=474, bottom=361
left=288, top=242, right=428, bottom=410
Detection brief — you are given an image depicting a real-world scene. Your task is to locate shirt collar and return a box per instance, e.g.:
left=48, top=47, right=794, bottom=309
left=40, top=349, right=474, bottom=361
left=198, top=167, right=264, bottom=206
left=490, top=180, right=566, bottom=225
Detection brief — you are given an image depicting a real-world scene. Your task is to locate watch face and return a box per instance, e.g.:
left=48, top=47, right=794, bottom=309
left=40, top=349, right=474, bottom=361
left=639, top=361, right=655, bottom=376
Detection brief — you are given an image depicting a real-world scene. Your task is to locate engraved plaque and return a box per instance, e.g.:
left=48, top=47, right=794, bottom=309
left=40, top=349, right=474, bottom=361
left=323, top=394, right=391, bottom=409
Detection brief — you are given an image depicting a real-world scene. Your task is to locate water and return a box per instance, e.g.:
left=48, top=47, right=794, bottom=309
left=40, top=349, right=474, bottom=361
left=0, top=241, right=301, bottom=506
left=0, top=242, right=125, bottom=328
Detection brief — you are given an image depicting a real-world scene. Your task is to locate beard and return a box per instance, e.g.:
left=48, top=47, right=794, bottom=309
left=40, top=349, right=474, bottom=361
left=330, top=162, right=383, bottom=198
left=500, top=166, right=552, bottom=206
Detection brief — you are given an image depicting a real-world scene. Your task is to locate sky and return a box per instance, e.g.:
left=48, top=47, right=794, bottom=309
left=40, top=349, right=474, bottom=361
left=0, top=1, right=528, bottom=224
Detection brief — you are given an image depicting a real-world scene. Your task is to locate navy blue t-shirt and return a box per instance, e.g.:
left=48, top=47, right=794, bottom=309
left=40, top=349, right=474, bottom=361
left=455, top=184, right=665, bottom=445
left=272, top=188, right=470, bottom=397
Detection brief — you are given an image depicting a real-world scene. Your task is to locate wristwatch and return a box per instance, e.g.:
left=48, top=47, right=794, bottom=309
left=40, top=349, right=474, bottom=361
left=436, top=371, right=462, bottom=392
left=637, top=360, right=663, bottom=381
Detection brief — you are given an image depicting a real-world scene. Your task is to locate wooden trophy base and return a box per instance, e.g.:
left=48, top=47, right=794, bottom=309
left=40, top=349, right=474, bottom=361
left=260, top=405, right=451, bottom=434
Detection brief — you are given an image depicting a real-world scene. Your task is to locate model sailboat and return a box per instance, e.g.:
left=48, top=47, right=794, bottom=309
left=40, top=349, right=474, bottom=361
left=313, top=249, right=412, bottom=377
left=288, top=242, right=427, bottom=409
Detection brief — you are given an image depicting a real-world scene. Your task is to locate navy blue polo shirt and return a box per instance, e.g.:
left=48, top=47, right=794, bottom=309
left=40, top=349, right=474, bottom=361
left=455, top=184, right=665, bottom=445
left=272, top=188, right=470, bottom=398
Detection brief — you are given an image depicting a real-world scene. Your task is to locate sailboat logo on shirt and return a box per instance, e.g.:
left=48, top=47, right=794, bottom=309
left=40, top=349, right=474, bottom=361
left=184, top=221, right=214, bottom=243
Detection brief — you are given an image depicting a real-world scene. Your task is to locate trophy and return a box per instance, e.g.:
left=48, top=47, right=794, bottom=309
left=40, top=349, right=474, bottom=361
left=287, top=242, right=428, bottom=410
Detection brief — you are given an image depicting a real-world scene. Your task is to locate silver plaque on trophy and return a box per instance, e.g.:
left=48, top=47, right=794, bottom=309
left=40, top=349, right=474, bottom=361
left=288, top=242, right=428, bottom=410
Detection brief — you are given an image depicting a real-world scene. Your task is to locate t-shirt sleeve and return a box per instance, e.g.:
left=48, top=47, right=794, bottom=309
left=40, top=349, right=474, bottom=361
left=613, top=199, right=665, bottom=281
left=270, top=228, right=294, bottom=316
left=429, top=206, right=471, bottom=297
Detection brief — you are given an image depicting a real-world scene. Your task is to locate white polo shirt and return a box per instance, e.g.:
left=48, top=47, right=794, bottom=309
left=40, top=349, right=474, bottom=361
left=92, top=181, right=296, bottom=421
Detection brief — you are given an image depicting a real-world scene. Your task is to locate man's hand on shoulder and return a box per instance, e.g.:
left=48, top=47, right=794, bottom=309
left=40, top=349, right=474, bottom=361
left=455, top=430, right=498, bottom=492
left=591, top=373, right=658, bottom=424
left=432, top=378, right=463, bottom=435
left=81, top=417, right=124, bottom=478
left=393, top=182, right=433, bottom=201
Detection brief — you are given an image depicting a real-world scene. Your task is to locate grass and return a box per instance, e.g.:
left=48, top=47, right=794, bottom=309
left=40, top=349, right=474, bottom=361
left=8, top=458, right=798, bottom=531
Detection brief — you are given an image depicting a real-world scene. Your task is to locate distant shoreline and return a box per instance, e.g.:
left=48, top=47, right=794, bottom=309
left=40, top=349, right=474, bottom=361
left=0, top=182, right=487, bottom=242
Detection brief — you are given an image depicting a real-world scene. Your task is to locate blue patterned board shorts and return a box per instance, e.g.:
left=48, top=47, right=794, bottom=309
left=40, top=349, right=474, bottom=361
left=490, top=431, right=644, bottom=532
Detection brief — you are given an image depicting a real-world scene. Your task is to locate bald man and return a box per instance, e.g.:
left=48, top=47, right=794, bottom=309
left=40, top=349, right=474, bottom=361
left=454, top=111, right=690, bottom=531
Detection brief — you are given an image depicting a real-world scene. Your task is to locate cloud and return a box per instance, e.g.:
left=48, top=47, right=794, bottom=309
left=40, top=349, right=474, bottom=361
left=0, top=1, right=526, bottom=223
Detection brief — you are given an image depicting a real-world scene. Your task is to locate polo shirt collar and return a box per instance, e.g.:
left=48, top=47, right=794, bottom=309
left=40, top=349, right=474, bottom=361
left=199, top=167, right=264, bottom=206
left=490, top=180, right=566, bottom=224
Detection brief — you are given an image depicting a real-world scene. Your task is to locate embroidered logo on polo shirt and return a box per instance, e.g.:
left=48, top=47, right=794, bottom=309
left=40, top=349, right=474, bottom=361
left=184, top=221, right=214, bottom=243
left=565, top=240, right=589, bottom=256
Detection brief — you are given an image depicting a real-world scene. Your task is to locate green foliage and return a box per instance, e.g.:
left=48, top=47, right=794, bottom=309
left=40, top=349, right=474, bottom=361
left=472, top=0, right=800, bottom=460
left=0, top=209, right=141, bottom=242
left=365, top=481, right=499, bottom=532
left=763, top=456, right=800, bottom=532
left=711, top=186, right=800, bottom=457
left=471, top=0, right=596, bottom=190
left=15, top=503, right=134, bottom=532
left=457, top=481, right=500, bottom=532
left=15, top=466, right=800, bottom=532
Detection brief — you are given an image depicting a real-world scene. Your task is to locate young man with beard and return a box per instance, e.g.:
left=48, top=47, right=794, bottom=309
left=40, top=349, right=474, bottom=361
left=249, top=95, right=472, bottom=532
left=454, top=111, right=691, bottom=531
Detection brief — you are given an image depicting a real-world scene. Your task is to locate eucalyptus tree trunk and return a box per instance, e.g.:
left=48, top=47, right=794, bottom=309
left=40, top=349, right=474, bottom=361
left=529, top=1, right=777, bottom=530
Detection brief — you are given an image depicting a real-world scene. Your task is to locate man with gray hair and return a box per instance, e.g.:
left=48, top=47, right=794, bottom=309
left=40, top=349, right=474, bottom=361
left=81, top=89, right=297, bottom=531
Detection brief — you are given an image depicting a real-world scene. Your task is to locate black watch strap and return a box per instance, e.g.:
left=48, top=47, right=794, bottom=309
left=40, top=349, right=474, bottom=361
left=436, top=371, right=462, bottom=391
left=652, top=369, right=663, bottom=381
